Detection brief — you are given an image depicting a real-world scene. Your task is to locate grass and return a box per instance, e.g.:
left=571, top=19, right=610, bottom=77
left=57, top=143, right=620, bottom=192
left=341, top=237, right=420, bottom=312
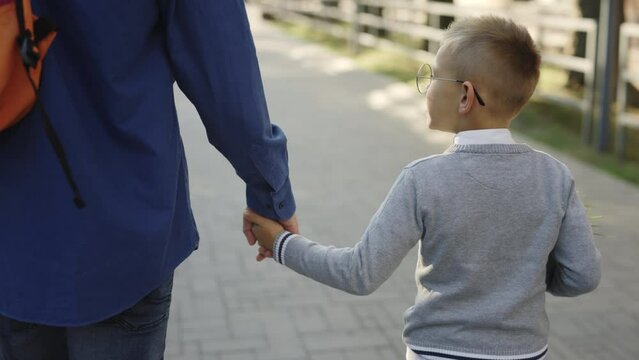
left=278, top=21, right=349, bottom=54
left=272, top=20, right=639, bottom=186
left=537, top=65, right=585, bottom=99
left=356, top=50, right=423, bottom=82
left=513, top=100, right=639, bottom=185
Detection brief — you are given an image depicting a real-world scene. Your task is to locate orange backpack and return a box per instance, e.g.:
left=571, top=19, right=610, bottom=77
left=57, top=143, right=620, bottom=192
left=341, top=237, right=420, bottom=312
left=1, top=0, right=85, bottom=208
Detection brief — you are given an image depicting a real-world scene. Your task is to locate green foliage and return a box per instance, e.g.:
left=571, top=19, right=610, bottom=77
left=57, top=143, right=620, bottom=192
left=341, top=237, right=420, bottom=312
left=513, top=100, right=639, bottom=186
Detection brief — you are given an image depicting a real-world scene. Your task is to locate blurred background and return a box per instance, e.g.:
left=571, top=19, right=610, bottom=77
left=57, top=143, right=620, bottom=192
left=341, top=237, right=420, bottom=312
left=253, top=0, right=639, bottom=185
left=165, top=1, right=639, bottom=359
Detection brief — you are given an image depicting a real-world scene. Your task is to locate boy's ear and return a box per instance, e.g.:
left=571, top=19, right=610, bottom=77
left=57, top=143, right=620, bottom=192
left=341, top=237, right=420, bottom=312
left=458, top=81, right=475, bottom=115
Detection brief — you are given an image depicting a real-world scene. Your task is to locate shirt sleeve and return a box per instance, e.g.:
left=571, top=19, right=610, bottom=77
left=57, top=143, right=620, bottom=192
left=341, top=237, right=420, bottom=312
left=159, top=0, right=295, bottom=220
left=546, top=180, right=601, bottom=297
left=273, top=168, right=423, bottom=295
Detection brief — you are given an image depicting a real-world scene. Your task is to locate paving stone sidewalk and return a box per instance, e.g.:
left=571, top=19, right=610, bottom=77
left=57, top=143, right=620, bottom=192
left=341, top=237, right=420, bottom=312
left=165, top=6, right=639, bottom=360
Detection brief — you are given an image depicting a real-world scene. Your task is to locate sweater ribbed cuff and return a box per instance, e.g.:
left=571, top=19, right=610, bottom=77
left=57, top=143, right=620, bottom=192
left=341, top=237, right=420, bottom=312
left=408, top=344, right=548, bottom=360
left=273, top=231, right=294, bottom=265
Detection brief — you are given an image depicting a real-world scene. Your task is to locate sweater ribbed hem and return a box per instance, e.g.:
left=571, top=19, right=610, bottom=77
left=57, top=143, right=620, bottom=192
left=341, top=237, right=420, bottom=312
left=406, top=343, right=548, bottom=359
left=445, top=144, right=533, bottom=154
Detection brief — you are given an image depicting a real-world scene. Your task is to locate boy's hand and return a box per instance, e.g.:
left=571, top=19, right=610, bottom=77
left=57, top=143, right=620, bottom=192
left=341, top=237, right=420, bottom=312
left=256, top=245, right=273, bottom=262
left=243, top=209, right=285, bottom=259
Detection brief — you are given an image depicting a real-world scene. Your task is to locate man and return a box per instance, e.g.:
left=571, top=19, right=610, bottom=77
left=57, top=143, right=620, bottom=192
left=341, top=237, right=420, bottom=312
left=0, top=0, right=296, bottom=359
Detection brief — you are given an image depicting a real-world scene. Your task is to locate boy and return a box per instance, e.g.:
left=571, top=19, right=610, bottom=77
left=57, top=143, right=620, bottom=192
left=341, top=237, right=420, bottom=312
left=244, top=16, right=601, bottom=360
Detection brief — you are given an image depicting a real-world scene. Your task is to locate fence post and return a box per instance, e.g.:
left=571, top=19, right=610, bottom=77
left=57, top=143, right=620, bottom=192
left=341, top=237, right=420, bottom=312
left=582, top=22, right=597, bottom=145
left=594, top=0, right=621, bottom=152
left=349, top=0, right=360, bottom=54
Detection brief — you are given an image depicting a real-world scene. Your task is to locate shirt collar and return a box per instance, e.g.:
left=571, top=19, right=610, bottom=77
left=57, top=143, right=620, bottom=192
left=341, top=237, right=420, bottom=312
left=453, top=129, right=517, bottom=145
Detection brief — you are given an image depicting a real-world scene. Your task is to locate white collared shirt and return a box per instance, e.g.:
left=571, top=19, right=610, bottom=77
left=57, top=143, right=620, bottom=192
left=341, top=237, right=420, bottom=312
left=453, top=128, right=517, bottom=145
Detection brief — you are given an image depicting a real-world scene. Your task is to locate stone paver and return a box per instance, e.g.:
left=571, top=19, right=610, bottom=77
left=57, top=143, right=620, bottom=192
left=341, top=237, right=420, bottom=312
left=165, top=5, right=639, bottom=359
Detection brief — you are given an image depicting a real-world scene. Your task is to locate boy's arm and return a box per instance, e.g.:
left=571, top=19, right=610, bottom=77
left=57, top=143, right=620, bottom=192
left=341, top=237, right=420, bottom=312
left=250, top=168, right=424, bottom=296
left=546, top=180, right=601, bottom=297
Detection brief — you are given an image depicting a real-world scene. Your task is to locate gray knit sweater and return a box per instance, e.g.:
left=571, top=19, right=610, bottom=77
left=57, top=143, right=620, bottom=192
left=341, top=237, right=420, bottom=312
left=273, top=144, right=601, bottom=357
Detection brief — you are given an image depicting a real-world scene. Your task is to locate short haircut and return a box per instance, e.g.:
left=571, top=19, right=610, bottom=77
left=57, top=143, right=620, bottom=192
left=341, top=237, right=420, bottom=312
left=440, top=16, right=541, bottom=117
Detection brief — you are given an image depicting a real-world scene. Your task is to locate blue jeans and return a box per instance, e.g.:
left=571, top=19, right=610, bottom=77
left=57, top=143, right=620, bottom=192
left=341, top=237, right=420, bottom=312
left=0, top=275, right=173, bottom=360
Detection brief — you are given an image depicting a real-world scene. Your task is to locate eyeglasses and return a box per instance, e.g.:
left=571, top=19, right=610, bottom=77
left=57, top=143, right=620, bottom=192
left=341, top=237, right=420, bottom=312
left=416, top=63, right=486, bottom=106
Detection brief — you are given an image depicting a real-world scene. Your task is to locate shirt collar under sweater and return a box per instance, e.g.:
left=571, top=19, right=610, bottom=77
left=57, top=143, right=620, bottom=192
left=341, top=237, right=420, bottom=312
left=453, top=129, right=516, bottom=145
left=448, top=129, right=531, bottom=154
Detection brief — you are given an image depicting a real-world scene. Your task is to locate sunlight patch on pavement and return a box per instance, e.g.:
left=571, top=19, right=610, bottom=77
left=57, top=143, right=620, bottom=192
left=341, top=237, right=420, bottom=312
left=257, top=38, right=303, bottom=54
left=367, top=83, right=453, bottom=146
left=287, top=45, right=357, bottom=75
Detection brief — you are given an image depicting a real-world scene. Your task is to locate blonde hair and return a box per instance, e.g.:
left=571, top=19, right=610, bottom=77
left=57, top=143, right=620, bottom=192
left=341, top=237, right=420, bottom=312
left=440, top=16, right=541, bottom=117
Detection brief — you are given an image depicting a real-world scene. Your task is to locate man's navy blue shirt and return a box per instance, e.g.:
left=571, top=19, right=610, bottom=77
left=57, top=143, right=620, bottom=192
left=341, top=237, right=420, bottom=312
left=0, top=0, right=295, bottom=325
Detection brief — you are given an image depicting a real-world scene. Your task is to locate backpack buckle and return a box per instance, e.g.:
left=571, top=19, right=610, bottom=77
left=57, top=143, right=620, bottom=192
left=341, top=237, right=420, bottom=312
left=18, top=31, right=40, bottom=69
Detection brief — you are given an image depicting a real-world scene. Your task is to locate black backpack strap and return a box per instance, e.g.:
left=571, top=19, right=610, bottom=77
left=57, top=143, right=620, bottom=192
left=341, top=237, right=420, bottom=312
left=33, top=17, right=56, bottom=43
left=15, top=0, right=86, bottom=209
left=15, top=0, right=39, bottom=68
left=28, top=81, right=87, bottom=209
left=14, top=0, right=26, bottom=36
left=15, top=0, right=57, bottom=44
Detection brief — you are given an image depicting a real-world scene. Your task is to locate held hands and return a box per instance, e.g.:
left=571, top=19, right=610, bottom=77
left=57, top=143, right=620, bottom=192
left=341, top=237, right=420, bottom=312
left=243, top=209, right=297, bottom=261
left=245, top=209, right=283, bottom=250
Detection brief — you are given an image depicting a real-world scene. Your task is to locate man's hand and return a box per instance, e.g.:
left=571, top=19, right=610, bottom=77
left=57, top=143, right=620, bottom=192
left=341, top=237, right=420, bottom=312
left=244, top=209, right=284, bottom=248
left=279, top=213, right=299, bottom=234
left=243, top=209, right=259, bottom=246
left=243, top=209, right=297, bottom=261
